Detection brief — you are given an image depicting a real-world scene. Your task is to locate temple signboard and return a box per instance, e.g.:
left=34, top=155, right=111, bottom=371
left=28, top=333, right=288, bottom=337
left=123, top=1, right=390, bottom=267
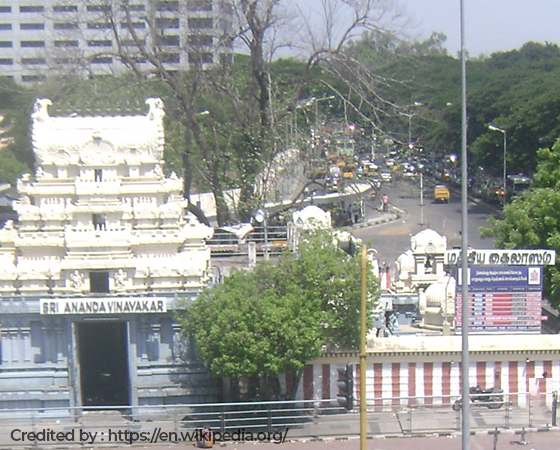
left=445, top=249, right=556, bottom=266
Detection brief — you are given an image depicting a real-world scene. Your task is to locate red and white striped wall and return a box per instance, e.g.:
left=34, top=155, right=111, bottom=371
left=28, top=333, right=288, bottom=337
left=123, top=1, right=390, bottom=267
left=289, top=358, right=559, bottom=409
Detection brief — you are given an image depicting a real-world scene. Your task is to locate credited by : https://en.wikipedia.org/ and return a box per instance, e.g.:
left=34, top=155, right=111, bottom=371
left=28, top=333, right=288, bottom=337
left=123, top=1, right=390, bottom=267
left=10, top=427, right=290, bottom=445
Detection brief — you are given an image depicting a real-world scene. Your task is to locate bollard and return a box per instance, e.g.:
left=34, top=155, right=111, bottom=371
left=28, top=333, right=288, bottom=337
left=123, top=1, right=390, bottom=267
left=552, top=391, right=558, bottom=427
left=519, top=427, right=528, bottom=445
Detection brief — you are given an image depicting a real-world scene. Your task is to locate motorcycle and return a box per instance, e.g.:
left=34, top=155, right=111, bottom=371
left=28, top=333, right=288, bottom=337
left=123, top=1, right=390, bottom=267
left=452, top=385, right=504, bottom=411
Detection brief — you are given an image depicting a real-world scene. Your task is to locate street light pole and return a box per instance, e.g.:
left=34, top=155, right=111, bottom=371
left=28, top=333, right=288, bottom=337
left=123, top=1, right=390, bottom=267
left=359, top=245, right=367, bottom=450
left=406, top=102, right=423, bottom=148
left=311, top=96, right=334, bottom=157
left=489, top=124, right=507, bottom=204
left=460, top=1, right=470, bottom=449
left=420, top=170, right=424, bottom=226
left=254, top=208, right=269, bottom=260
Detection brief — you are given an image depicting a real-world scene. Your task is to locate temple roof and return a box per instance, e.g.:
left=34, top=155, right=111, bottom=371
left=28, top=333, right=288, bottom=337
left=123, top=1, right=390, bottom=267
left=31, top=98, right=165, bottom=166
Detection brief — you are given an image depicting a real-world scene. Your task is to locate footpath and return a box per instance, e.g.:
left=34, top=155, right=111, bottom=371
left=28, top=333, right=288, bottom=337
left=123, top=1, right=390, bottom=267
left=93, top=429, right=560, bottom=450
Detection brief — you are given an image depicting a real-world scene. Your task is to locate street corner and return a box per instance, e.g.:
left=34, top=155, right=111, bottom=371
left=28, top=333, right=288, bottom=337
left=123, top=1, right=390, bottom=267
left=348, top=213, right=400, bottom=230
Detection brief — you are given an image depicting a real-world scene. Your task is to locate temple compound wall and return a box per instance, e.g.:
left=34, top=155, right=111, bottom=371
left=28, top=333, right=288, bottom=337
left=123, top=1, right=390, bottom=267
left=293, top=334, right=560, bottom=410
left=0, top=99, right=219, bottom=414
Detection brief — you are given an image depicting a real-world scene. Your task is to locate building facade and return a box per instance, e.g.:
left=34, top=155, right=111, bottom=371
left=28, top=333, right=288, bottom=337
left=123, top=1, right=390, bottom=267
left=0, top=98, right=219, bottom=414
left=0, top=0, right=232, bottom=83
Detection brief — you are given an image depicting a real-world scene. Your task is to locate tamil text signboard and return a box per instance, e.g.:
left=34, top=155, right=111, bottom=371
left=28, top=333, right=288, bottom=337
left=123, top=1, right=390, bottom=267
left=455, top=266, right=543, bottom=333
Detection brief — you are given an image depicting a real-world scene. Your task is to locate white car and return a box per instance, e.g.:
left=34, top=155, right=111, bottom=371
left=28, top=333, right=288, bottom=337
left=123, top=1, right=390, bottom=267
left=379, top=171, right=392, bottom=182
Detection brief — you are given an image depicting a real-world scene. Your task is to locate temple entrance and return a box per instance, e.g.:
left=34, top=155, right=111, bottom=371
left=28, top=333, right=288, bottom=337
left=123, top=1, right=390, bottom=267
left=76, top=321, right=130, bottom=407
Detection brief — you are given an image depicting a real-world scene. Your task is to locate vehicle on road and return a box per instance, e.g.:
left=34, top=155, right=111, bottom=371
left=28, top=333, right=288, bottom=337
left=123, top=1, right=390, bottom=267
left=379, top=170, right=393, bottom=183
left=433, top=185, right=450, bottom=203
left=452, top=385, right=504, bottom=411
left=506, top=174, right=532, bottom=200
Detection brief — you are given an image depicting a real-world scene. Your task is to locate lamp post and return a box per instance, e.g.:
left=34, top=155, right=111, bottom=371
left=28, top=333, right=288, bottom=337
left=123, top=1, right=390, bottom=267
left=459, top=1, right=470, bottom=449
left=359, top=244, right=367, bottom=450
left=312, top=96, right=335, bottom=156
left=254, top=208, right=269, bottom=260
left=419, top=168, right=424, bottom=226
left=405, top=101, right=423, bottom=148
left=488, top=124, right=507, bottom=204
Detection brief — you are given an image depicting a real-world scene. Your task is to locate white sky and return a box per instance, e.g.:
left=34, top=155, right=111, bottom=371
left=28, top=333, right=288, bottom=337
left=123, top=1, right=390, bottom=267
left=401, top=0, right=560, bottom=57
left=301, top=0, right=560, bottom=57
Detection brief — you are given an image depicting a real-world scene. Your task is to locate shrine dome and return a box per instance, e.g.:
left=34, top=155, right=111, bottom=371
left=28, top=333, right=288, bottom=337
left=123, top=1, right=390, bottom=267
left=425, top=275, right=456, bottom=314
left=410, top=228, right=447, bottom=254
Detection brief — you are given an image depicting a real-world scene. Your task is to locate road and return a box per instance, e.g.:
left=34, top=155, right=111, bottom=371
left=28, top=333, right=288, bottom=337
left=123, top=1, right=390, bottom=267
left=354, top=177, right=497, bottom=267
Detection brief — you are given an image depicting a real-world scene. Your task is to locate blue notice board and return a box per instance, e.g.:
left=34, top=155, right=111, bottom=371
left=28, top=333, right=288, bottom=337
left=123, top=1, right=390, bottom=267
left=455, top=266, right=543, bottom=333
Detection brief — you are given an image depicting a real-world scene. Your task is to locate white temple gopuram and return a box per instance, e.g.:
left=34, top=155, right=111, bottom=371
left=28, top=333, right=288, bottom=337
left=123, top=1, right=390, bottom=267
left=0, top=98, right=218, bottom=414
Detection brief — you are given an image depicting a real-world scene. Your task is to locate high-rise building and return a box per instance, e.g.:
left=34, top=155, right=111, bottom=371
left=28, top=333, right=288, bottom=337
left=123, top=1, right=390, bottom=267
left=0, top=0, right=232, bottom=83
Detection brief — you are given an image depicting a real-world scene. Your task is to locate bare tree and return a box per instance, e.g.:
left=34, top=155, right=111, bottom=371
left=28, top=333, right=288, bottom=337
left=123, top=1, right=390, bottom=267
left=42, top=0, right=409, bottom=225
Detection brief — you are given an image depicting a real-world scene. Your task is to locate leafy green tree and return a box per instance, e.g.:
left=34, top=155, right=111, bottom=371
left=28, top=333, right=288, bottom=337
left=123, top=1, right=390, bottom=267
left=482, top=140, right=560, bottom=306
left=179, top=230, right=378, bottom=400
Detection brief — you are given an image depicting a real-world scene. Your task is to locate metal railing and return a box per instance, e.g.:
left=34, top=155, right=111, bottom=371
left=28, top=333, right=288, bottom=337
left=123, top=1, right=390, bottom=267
left=0, top=393, right=556, bottom=447
left=208, top=226, right=289, bottom=256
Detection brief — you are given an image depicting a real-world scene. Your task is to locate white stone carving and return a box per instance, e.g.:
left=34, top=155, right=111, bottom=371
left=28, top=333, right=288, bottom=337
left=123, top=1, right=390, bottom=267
left=70, top=270, right=85, bottom=291
left=114, top=269, right=127, bottom=290
left=32, top=99, right=52, bottom=123
left=146, top=98, right=165, bottom=120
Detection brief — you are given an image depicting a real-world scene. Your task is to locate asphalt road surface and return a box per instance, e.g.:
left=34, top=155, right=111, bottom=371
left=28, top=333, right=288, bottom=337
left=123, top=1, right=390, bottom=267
left=354, top=177, right=497, bottom=268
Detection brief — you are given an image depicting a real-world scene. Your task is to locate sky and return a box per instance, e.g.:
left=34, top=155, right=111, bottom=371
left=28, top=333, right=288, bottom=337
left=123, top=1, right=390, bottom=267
left=401, top=0, right=560, bottom=56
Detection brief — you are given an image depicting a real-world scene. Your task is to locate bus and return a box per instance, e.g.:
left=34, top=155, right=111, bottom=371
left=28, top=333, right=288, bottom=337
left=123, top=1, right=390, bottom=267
left=506, top=174, right=532, bottom=200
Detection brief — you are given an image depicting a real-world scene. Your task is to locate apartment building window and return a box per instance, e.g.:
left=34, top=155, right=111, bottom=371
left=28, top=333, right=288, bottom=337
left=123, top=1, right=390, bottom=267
left=156, top=1, right=179, bottom=11
left=0, top=6, right=11, bottom=13
left=156, top=35, right=180, bottom=46
left=53, top=5, right=78, bottom=12
left=19, top=5, right=45, bottom=13
left=0, top=24, right=12, bottom=30
left=54, top=22, right=79, bottom=30
left=21, top=40, right=45, bottom=47
left=122, top=38, right=145, bottom=46
left=0, top=58, right=13, bottom=65
left=0, top=41, right=12, bottom=48
left=188, top=52, right=213, bottom=64
left=87, top=4, right=112, bottom=12
left=188, top=18, right=213, bottom=29
left=121, top=4, right=145, bottom=11
left=91, top=56, right=112, bottom=64
left=188, top=34, right=213, bottom=46
left=22, top=57, right=46, bottom=65
left=161, top=52, right=180, bottom=63
left=22, top=75, right=45, bottom=82
left=187, top=0, right=212, bottom=11
left=54, top=40, right=79, bottom=47
left=87, top=22, right=111, bottom=29
left=120, top=21, right=145, bottom=29
left=155, top=18, right=179, bottom=29
left=20, top=23, right=45, bottom=30
left=88, top=40, right=112, bottom=47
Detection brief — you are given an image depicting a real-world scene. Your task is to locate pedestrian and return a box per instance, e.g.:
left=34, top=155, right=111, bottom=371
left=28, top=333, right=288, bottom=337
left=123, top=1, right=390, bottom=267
left=382, top=194, right=389, bottom=212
